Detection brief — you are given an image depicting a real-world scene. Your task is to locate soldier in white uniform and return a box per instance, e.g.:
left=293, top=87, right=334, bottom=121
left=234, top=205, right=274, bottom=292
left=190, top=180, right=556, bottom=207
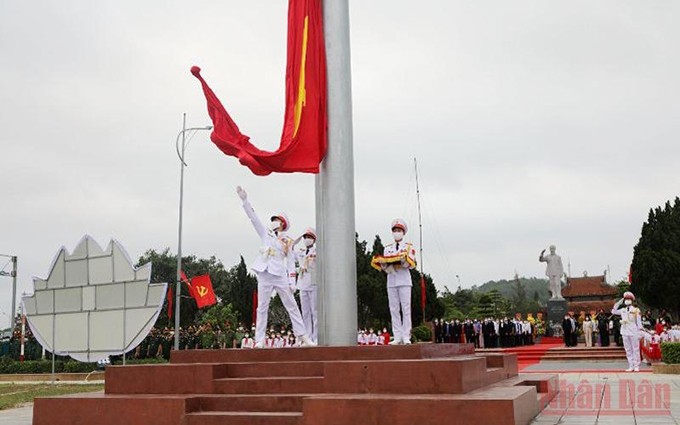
left=294, top=228, right=318, bottom=344
left=611, top=291, right=643, bottom=371
left=379, top=219, right=417, bottom=345
left=236, top=186, right=315, bottom=348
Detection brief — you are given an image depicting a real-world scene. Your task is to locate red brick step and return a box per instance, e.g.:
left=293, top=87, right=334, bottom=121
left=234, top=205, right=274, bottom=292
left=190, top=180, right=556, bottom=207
left=183, top=411, right=302, bottom=425
left=213, top=376, right=324, bottom=394
left=193, top=394, right=306, bottom=412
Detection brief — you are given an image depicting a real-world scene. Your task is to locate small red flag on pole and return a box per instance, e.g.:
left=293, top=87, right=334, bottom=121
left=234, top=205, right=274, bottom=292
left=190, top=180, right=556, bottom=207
left=252, top=290, right=258, bottom=326
left=167, top=286, right=173, bottom=319
left=420, top=275, right=427, bottom=311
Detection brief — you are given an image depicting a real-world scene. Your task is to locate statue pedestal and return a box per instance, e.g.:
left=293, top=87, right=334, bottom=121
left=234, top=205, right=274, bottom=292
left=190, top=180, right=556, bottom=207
left=547, top=298, right=568, bottom=330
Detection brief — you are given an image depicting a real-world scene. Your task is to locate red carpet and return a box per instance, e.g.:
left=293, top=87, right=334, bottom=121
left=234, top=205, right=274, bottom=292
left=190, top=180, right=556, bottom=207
left=502, top=343, right=565, bottom=370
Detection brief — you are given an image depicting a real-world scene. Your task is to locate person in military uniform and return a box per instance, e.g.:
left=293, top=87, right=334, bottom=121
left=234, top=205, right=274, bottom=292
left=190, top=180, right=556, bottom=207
left=374, top=219, right=417, bottom=345
left=294, top=228, right=319, bottom=344
left=236, top=186, right=314, bottom=348
left=611, top=291, right=643, bottom=372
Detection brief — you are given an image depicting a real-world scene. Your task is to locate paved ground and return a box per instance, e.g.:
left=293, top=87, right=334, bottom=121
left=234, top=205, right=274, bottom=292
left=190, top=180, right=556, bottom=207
left=0, top=404, right=32, bottom=425
left=524, top=360, right=653, bottom=372
left=531, top=370, right=680, bottom=425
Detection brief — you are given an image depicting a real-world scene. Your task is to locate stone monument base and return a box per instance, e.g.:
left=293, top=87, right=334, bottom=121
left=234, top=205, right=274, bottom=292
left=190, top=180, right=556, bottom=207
left=547, top=298, right=568, bottom=330
left=33, top=344, right=559, bottom=425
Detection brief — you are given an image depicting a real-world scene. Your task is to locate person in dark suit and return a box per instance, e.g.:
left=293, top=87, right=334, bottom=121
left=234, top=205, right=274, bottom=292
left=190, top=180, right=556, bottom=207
left=452, top=320, right=462, bottom=343
left=433, top=319, right=442, bottom=343
left=562, top=314, right=573, bottom=347
left=443, top=320, right=451, bottom=343
left=597, top=309, right=610, bottom=347
left=570, top=315, right=578, bottom=347
left=464, top=320, right=474, bottom=345
left=482, top=319, right=493, bottom=348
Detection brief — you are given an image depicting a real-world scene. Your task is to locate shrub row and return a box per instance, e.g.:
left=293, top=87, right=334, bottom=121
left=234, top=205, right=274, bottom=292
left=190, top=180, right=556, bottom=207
left=412, top=325, right=432, bottom=342
left=0, top=358, right=98, bottom=374
left=661, top=342, right=680, bottom=364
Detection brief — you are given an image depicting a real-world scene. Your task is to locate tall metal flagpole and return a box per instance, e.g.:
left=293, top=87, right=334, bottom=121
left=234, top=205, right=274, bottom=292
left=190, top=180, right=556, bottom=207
left=414, top=158, right=425, bottom=320
left=317, top=0, right=356, bottom=346
left=175, top=113, right=187, bottom=351
left=174, top=115, right=213, bottom=350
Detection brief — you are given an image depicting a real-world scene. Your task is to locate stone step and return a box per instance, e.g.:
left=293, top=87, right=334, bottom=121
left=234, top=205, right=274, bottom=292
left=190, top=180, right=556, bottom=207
left=322, top=356, right=517, bottom=394
left=223, top=361, right=324, bottom=378
left=183, top=411, right=302, bottom=425
left=213, top=376, right=325, bottom=394
left=171, top=343, right=475, bottom=364
left=302, top=386, right=540, bottom=425
left=193, top=394, right=306, bottom=412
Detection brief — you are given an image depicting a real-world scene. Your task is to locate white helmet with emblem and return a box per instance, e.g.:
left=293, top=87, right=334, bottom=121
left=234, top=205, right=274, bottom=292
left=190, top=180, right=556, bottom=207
left=391, top=218, right=408, bottom=234
left=270, top=213, right=290, bottom=231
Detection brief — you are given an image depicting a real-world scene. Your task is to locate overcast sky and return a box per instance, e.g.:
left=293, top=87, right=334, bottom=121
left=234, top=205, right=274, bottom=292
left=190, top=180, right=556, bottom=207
left=1, top=1, right=679, bottom=327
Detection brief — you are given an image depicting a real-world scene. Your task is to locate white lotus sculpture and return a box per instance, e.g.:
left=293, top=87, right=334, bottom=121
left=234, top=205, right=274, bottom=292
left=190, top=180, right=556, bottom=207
left=21, top=236, right=167, bottom=362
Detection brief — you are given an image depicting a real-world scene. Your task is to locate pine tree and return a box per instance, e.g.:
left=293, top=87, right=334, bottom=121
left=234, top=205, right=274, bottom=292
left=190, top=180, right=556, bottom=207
left=632, top=197, right=680, bottom=318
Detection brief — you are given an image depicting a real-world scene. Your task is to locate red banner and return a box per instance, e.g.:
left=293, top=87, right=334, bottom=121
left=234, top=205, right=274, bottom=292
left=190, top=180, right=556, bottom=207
left=191, top=0, right=327, bottom=176
left=191, top=274, right=217, bottom=309
left=252, top=290, right=258, bottom=326
left=167, top=286, right=173, bottom=319
left=420, top=275, right=426, bottom=311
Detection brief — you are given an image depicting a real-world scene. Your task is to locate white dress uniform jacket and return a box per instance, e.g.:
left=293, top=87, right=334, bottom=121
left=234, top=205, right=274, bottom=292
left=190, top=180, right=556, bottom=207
left=243, top=200, right=295, bottom=283
left=383, top=242, right=417, bottom=287
left=612, top=300, right=642, bottom=337
left=296, top=245, right=316, bottom=291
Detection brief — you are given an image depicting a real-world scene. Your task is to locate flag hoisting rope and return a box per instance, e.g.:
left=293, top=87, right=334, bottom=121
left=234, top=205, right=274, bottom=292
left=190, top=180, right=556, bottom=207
left=191, top=0, right=327, bottom=176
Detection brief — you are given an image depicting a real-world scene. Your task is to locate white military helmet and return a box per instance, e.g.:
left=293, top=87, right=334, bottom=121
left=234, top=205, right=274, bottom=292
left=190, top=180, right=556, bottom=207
left=391, top=218, right=408, bottom=234
left=623, top=291, right=635, bottom=300
left=303, top=227, right=317, bottom=240
left=270, top=213, right=290, bottom=231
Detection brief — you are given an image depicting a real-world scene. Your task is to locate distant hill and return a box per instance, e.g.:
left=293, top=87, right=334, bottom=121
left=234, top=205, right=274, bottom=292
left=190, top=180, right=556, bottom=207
left=471, top=277, right=551, bottom=305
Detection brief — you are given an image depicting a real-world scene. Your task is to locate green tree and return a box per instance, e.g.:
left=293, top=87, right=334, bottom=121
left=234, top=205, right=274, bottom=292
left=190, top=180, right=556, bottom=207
left=410, top=270, right=445, bottom=324
left=223, top=257, right=258, bottom=328
left=511, top=275, right=527, bottom=313
left=632, top=198, right=680, bottom=318
left=475, top=289, right=510, bottom=318
left=440, top=287, right=477, bottom=319
left=356, top=235, right=390, bottom=328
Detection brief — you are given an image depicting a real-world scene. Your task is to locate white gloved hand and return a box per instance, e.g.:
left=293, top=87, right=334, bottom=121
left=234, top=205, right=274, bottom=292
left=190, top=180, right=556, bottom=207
left=236, top=186, right=247, bottom=201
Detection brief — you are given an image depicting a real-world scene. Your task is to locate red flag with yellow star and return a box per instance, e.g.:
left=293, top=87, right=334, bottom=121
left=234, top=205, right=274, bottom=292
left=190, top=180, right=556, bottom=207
left=192, top=0, right=327, bottom=176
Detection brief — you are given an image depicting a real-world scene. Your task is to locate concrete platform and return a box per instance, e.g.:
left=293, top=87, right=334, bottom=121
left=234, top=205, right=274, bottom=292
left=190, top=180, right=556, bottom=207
left=32, top=344, right=558, bottom=425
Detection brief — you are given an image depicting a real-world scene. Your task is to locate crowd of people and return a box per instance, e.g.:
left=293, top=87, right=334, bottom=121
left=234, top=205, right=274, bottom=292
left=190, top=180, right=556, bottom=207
left=129, top=323, right=313, bottom=358
left=356, top=328, right=391, bottom=345
left=432, top=318, right=538, bottom=348
left=558, top=308, right=680, bottom=349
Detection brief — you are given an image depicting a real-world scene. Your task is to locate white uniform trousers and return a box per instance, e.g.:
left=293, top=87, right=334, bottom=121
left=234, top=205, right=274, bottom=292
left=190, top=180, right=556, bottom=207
left=622, top=334, right=641, bottom=369
left=255, top=271, right=307, bottom=344
left=300, top=287, right=318, bottom=343
left=387, top=286, right=412, bottom=343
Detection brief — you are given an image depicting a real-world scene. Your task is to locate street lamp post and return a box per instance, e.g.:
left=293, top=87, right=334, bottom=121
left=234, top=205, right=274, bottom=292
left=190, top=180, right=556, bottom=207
left=0, top=254, right=17, bottom=330
left=174, top=113, right=213, bottom=350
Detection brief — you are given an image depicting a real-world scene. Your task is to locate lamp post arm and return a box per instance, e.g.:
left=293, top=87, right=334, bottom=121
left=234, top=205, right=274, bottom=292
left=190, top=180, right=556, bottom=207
left=176, top=126, right=213, bottom=166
